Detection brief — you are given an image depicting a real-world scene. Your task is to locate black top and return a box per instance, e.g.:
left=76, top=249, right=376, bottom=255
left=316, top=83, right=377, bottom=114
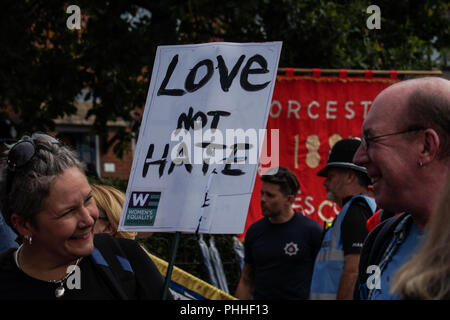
left=340, top=196, right=373, bottom=255
left=0, top=234, right=169, bottom=300
left=244, top=211, right=323, bottom=300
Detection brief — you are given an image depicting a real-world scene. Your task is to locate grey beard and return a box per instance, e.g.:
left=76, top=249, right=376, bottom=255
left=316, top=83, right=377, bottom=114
left=326, top=191, right=338, bottom=203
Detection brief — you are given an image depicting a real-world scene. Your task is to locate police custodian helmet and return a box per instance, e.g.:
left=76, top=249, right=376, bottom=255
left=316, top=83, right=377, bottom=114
left=317, top=138, right=368, bottom=177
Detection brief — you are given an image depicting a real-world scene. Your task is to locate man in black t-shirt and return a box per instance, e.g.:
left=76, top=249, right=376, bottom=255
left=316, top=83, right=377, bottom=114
left=310, top=138, right=376, bottom=300
left=235, top=167, right=322, bottom=300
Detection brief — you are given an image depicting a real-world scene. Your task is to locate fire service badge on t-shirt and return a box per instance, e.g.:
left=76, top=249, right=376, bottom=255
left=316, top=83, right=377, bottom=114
left=284, top=242, right=299, bottom=256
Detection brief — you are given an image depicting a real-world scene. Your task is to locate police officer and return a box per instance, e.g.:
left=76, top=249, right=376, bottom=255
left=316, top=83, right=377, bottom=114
left=310, top=138, right=376, bottom=300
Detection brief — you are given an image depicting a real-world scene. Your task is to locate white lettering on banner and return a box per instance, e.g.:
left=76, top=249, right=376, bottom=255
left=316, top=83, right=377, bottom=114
left=304, top=196, right=315, bottom=215
left=318, top=200, right=339, bottom=223
left=268, top=100, right=372, bottom=120
left=293, top=193, right=315, bottom=216
left=360, top=101, right=372, bottom=118
left=345, top=101, right=355, bottom=119
left=287, top=100, right=301, bottom=119
left=294, top=194, right=337, bottom=221
left=270, top=100, right=282, bottom=118
left=308, top=101, right=320, bottom=119
left=326, top=101, right=338, bottom=119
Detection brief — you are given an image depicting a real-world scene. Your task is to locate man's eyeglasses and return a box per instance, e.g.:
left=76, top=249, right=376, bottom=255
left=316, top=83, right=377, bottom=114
left=6, top=133, right=59, bottom=195
left=361, top=127, right=425, bottom=151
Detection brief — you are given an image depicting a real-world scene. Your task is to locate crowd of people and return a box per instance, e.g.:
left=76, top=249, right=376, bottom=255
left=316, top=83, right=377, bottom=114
left=0, top=76, right=449, bottom=300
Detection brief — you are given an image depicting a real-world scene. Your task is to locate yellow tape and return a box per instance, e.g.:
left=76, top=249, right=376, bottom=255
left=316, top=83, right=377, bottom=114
left=141, top=245, right=237, bottom=300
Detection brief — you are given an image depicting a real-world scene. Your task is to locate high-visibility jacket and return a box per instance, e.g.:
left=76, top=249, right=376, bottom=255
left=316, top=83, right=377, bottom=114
left=309, top=194, right=377, bottom=300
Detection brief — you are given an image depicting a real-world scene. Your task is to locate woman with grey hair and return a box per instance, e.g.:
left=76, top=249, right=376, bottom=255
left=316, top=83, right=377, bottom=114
left=0, top=133, right=169, bottom=299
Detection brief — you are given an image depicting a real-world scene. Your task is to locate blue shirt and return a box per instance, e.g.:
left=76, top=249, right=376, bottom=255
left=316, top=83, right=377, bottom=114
left=370, top=221, right=424, bottom=300
left=0, top=213, right=18, bottom=252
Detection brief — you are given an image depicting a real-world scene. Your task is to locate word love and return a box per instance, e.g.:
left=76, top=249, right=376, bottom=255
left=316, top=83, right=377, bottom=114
left=158, top=54, right=271, bottom=96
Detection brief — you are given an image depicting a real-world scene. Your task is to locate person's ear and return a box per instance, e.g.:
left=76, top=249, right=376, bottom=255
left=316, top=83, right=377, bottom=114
left=104, top=222, right=116, bottom=236
left=419, top=128, right=440, bottom=166
left=10, top=213, right=34, bottom=238
left=345, top=169, right=356, bottom=183
left=286, top=194, right=295, bottom=205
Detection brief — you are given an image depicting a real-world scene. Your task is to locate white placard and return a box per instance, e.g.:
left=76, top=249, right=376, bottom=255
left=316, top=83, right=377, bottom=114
left=118, top=42, right=282, bottom=234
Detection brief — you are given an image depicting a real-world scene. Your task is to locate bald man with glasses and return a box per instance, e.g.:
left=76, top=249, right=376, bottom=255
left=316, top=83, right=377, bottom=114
left=353, top=77, right=450, bottom=300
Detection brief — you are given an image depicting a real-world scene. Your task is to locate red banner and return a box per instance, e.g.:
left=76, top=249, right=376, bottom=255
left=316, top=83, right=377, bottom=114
left=238, top=74, right=399, bottom=239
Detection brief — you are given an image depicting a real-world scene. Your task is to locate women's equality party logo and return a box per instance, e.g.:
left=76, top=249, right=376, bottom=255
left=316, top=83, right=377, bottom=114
left=124, top=192, right=161, bottom=226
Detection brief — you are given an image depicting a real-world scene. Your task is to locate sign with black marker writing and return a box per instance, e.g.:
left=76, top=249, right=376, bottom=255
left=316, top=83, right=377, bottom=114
left=118, top=42, right=282, bottom=234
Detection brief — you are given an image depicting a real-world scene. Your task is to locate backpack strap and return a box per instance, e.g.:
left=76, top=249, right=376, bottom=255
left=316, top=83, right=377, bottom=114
left=90, top=233, right=137, bottom=300
left=353, top=212, right=408, bottom=300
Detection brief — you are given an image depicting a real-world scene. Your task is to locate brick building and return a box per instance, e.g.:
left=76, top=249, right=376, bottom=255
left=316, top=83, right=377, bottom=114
left=53, top=100, right=135, bottom=180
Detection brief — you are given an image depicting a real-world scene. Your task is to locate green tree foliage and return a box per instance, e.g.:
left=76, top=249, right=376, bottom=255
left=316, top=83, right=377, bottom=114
left=0, top=0, right=448, bottom=155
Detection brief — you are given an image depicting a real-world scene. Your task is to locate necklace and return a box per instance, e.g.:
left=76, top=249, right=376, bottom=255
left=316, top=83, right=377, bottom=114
left=15, top=244, right=81, bottom=298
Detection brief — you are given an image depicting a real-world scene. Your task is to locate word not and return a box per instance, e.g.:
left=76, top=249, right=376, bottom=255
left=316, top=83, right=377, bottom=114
left=366, top=265, right=381, bottom=290
left=270, top=99, right=373, bottom=120
left=177, top=106, right=230, bottom=130
left=66, top=5, right=81, bottom=30
left=366, top=5, right=381, bottom=30
left=158, top=54, right=271, bottom=96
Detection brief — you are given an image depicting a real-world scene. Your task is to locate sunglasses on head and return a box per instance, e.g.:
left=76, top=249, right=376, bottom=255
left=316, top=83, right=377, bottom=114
left=6, top=133, right=60, bottom=194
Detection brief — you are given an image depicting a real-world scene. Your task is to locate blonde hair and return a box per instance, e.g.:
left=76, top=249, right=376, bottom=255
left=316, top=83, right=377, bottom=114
left=391, top=180, right=450, bottom=299
left=91, top=184, right=137, bottom=240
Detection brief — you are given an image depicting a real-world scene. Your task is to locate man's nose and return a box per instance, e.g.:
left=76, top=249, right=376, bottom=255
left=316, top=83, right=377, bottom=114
left=353, top=145, right=369, bottom=166
left=260, top=194, right=266, bottom=203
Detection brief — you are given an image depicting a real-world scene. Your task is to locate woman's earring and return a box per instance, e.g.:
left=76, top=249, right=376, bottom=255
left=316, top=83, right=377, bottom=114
left=24, top=235, right=32, bottom=245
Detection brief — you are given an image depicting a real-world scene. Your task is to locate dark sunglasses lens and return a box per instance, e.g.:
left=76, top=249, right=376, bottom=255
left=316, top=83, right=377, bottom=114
left=7, top=141, right=35, bottom=170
